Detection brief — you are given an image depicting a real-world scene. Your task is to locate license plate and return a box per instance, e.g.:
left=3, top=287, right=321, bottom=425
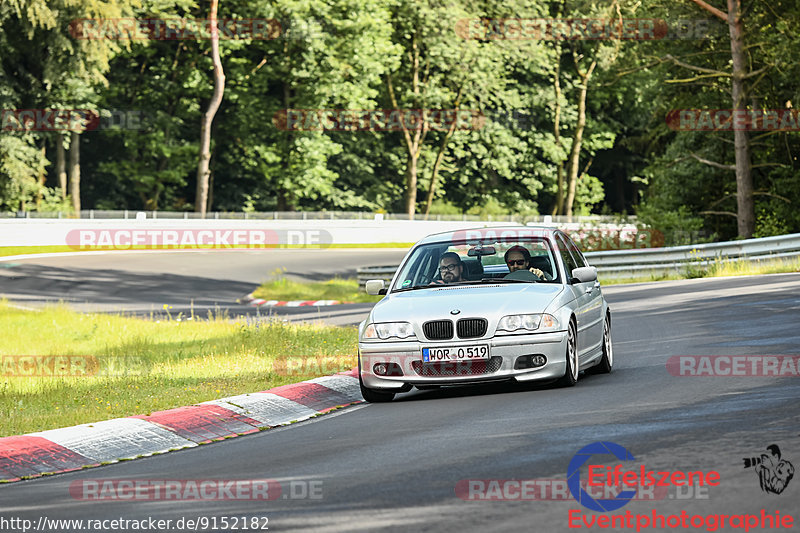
left=422, top=345, right=490, bottom=363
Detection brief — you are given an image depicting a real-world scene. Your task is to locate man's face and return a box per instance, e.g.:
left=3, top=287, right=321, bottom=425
left=506, top=251, right=527, bottom=272
left=439, top=257, right=462, bottom=283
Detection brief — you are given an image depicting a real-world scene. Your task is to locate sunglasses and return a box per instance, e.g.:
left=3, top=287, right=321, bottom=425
left=439, top=264, right=460, bottom=273
left=506, top=259, right=526, bottom=266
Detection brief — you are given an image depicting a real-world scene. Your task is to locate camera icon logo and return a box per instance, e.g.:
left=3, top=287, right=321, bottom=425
left=743, top=444, right=794, bottom=495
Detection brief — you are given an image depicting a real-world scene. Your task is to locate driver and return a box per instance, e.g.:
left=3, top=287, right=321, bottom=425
left=433, top=251, right=464, bottom=284
left=504, top=246, right=546, bottom=279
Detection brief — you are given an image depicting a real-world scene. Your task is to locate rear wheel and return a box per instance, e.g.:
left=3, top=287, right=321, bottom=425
left=557, top=320, right=578, bottom=387
left=590, top=314, right=613, bottom=374
left=359, top=374, right=395, bottom=403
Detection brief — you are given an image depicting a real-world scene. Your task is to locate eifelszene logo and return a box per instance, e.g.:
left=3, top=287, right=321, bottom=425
left=568, top=441, right=637, bottom=512
left=743, top=444, right=795, bottom=495
left=567, top=441, right=721, bottom=512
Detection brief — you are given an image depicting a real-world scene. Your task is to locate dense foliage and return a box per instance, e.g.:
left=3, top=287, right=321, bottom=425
left=1, top=0, right=798, bottom=240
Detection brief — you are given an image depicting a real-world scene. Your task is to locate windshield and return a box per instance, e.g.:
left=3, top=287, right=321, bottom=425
left=391, top=237, right=560, bottom=292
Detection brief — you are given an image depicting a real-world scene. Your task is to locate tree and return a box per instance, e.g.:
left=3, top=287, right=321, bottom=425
left=386, top=0, right=552, bottom=218
left=0, top=0, right=130, bottom=214
left=195, top=0, right=225, bottom=216
left=683, top=0, right=755, bottom=238
left=622, top=0, right=799, bottom=240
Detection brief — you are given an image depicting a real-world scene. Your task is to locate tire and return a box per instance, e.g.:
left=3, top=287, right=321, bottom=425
left=557, top=320, right=579, bottom=387
left=359, top=374, right=395, bottom=403
left=589, top=314, right=613, bottom=374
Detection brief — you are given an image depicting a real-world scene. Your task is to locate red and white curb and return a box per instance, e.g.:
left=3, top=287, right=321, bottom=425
left=238, top=293, right=349, bottom=307
left=250, top=299, right=344, bottom=307
left=0, top=370, right=362, bottom=482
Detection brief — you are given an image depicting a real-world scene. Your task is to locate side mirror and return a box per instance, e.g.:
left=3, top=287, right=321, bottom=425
left=365, top=279, right=387, bottom=295
left=571, top=266, right=598, bottom=283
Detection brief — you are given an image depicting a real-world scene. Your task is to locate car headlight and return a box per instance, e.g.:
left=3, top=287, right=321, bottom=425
left=362, top=322, right=416, bottom=340
left=496, top=313, right=560, bottom=334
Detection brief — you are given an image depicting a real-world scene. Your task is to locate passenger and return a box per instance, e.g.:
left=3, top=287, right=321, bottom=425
left=504, top=245, right=546, bottom=279
left=433, top=251, right=464, bottom=284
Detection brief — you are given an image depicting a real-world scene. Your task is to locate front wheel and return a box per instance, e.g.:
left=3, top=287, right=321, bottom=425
left=557, top=320, right=578, bottom=387
left=589, top=315, right=613, bottom=374
left=359, top=374, right=395, bottom=403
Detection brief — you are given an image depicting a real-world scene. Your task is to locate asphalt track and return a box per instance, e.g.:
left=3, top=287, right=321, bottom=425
left=1, top=263, right=799, bottom=532
left=0, top=249, right=409, bottom=326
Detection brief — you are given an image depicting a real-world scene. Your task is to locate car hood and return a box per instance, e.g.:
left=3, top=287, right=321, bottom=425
left=370, top=283, right=567, bottom=323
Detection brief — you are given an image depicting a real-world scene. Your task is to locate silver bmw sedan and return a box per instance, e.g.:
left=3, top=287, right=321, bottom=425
left=357, top=226, right=612, bottom=402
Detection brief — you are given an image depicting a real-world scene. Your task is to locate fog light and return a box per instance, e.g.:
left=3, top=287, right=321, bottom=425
left=514, top=354, right=547, bottom=369
left=373, top=362, right=403, bottom=376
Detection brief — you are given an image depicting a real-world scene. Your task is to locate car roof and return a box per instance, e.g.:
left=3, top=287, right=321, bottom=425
left=415, top=225, right=560, bottom=246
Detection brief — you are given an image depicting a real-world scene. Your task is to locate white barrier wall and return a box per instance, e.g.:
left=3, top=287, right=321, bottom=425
left=0, top=218, right=525, bottom=247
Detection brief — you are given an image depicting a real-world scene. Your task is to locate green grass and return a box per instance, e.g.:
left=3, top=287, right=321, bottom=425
left=0, top=245, right=74, bottom=257
left=0, top=243, right=413, bottom=258
left=705, top=256, right=800, bottom=277
left=251, top=275, right=382, bottom=304
left=0, top=301, right=358, bottom=437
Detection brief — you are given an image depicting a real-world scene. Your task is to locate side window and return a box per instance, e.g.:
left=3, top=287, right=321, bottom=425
left=565, top=235, right=588, bottom=268
left=556, top=234, right=579, bottom=281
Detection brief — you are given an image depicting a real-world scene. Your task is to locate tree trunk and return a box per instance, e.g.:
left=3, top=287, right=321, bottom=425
left=405, top=153, right=418, bottom=217
left=69, top=131, right=81, bottom=216
left=207, top=167, right=214, bottom=213
left=387, top=34, right=426, bottom=220
left=552, top=58, right=565, bottom=216
left=194, top=0, right=225, bottom=217
left=727, top=0, right=754, bottom=238
left=565, top=60, right=596, bottom=217
left=424, top=87, right=464, bottom=217
left=687, top=0, right=755, bottom=238
left=56, top=134, right=67, bottom=200
left=36, top=144, right=45, bottom=210
left=423, top=125, right=454, bottom=217
left=277, top=190, right=289, bottom=211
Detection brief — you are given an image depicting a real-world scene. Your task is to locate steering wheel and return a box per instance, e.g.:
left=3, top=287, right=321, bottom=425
left=504, top=269, right=541, bottom=281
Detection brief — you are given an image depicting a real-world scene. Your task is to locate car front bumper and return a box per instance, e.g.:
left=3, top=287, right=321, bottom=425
left=358, top=330, right=568, bottom=390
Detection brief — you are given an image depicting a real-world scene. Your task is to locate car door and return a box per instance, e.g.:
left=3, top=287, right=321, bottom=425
left=565, top=233, right=604, bottom=356
left=556, top=233, right=602, bottom=362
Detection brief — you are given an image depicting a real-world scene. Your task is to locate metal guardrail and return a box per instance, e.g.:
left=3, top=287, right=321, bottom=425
left=357, top=233, right=800, bottom=285
left=357, top=266, right=399, bottom=288
left=586, top=233, right=800, bottom=277
left=1, top=209, right=630, bottom=224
